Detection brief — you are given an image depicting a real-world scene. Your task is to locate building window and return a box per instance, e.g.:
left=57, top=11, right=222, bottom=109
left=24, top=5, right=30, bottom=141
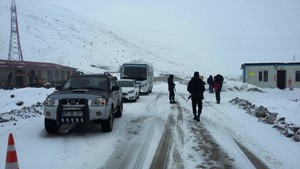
left=47, top=70, right=53, bottom=83
left=54, top=70, right=59, bottom=81
left=259, top=71, right=263, bottom=81
left=259, top=71, right=268, bottom=82
left=263, top=71, right=268, bottom=82
left=37, top=70, right=42, bottom=77
left=296, top=71, right=300, bottom=82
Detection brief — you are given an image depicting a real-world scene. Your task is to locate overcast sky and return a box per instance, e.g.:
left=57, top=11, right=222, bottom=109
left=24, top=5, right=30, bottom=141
left=43, top=0, right=300, bottom=64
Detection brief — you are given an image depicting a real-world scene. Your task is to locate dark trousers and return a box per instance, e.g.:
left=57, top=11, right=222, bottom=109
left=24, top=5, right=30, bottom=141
left=169, top=90, right=175, bottom=102
left=215, top=90, right=221, bottom=103
left=192, top=96, right=203, bottom=117
left=209, top=84, right=213, bottom=93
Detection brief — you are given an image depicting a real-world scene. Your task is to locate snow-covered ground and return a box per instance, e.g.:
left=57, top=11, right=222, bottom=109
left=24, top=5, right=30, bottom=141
left=0, top=80, right=299, bottom=168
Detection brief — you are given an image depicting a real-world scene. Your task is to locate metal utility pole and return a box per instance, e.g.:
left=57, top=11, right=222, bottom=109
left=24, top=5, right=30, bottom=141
left=8, top=0, right=23, bottom=61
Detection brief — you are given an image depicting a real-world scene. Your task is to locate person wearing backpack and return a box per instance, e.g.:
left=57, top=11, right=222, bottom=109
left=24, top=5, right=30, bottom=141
left=213, top=74, right=224, bottom=104
left=187, top=71, right=205, bottom=121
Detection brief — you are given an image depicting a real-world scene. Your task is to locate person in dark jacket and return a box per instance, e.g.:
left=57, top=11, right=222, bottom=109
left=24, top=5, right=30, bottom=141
left=207, top=75, right=214, bottom=93
left=168, top=74, right=176, bottom=104
left=187, top=71, right=205, bottom=121
left=213, top=74, right=224, bottom=104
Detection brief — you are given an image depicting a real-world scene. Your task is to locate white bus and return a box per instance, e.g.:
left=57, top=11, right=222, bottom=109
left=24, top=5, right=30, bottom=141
left=119, top=63, right=154, bottom=95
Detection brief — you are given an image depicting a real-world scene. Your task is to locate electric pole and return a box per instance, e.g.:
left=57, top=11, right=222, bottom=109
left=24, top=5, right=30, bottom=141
left=8, top=0, right=23, bottom=61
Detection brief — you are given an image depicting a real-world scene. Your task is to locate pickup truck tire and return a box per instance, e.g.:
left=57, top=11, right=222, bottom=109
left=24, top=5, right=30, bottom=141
left=45, top=118, right=60, bottom=134
left=101, top=108, right=114, bottom=132
left=115, top=101, right=123, bottom=118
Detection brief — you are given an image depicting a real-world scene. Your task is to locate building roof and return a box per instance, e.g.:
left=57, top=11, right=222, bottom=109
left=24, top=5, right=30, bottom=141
left=241, top=62, right=300, bottom=69
left=0, top=59, right=77, bottom=70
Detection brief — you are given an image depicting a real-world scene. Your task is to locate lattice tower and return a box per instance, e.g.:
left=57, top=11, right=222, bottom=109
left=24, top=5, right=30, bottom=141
left=8, top=0, right=23, bottom=61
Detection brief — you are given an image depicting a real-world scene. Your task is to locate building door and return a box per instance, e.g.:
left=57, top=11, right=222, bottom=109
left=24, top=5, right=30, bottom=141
left=277, top=70, right=286, bottom=89
left=15, top=70, right=25, bottom=87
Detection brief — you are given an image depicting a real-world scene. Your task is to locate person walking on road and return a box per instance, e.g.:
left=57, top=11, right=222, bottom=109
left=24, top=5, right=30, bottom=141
left=207, top=75, right=214, bottom=93
left=168, top=74, right=176, bottom=104
left=213, top=74, right=224, bottom=104
left=187, top=71, right=205, bottom=121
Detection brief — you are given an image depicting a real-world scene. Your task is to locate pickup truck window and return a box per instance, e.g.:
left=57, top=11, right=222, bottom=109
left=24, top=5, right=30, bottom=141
left=63, top=76, right=108, bottom=90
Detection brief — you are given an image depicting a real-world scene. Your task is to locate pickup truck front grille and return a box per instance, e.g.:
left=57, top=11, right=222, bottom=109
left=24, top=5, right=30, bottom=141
left=57, top=98, right=89, bottom=124
left=61, top=118, right=84, bottom=124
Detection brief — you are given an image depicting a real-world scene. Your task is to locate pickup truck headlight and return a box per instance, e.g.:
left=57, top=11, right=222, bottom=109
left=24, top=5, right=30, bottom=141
left=140, top=84, right=147, bottom=87
left=92, top=97, right=107, bottom=106
left=128, top=90, right=134, bottom=94
left=43, top=97, right=57, bottom=106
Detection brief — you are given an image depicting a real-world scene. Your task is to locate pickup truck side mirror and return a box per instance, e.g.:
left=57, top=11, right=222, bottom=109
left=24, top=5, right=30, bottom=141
left=55, top=84, right=62, bottom=90
left=112, top=86, right=120, bottom=91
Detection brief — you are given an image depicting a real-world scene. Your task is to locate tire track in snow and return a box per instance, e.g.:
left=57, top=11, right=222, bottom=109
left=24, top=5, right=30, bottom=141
left=203, top=101, right=277, bottom=169
left=150, top=100, right=184, bottom=169
left=103, top=92, right=164, bottom=169
left=178, top=93, right=235, bottom=168
left=169, top=102, right=185, bottom=169
left=150, top=112, right=174, bottom=169
left=103, top=118, right=156, bottom=169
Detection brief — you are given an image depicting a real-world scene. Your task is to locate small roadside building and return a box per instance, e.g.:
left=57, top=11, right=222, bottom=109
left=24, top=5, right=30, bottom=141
left=0, top=59, right=77, bottom=88
left=241, top=62, right=300, bottom=89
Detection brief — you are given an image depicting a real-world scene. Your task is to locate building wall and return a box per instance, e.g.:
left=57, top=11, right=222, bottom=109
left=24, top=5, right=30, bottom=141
left=0, top=69, right=11, bottom=88
left=278, top=65, right=300, bottom=88
left=0, top=68, right=75, bottom=89
left=243, top=64, right=300, bottom=88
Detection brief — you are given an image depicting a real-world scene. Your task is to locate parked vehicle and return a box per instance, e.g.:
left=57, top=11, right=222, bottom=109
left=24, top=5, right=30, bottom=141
left=117, top=79, right=140, bottom=102
left=43, top=72, right=123, bottom=134
left=119, top=62, right=154, bottom=95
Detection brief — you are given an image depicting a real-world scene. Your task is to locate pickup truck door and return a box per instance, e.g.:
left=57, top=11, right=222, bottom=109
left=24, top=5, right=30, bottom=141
left=110, top=77, right=121, bottom=109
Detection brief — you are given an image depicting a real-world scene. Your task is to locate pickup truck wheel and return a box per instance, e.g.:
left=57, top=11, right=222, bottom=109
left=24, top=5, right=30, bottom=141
left=45, top=118, right=60, bottom=134
left=101, top=108, right=114, bottom=132
left=115, top=101, right=123, bottom=118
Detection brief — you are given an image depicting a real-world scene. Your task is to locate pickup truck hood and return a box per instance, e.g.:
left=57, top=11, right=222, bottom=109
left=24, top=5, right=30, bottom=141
left=49, top=89, right=109, bottom=100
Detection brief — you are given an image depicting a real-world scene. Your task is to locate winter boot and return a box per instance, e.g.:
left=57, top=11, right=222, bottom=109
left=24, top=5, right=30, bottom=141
left=193, top=113, right=197, bottom=121
left=197, top=115, right=200, bottom=122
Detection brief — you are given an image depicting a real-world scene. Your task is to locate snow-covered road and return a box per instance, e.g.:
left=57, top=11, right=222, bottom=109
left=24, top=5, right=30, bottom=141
left=1, top=81, right=299, bottom=169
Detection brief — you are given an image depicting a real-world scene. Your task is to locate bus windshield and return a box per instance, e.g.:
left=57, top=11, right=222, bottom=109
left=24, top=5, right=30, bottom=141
left=122, top=66, right=147, bottom=81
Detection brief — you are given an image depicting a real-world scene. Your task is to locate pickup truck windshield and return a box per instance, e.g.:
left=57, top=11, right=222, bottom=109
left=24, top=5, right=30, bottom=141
left=63, top=76, right=108, bottom=90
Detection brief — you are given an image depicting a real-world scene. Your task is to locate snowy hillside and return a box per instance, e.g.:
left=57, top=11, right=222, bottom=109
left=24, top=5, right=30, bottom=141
left=1, top=0, right=299, bottom=78
left=0, top=0, right=223, bottom=78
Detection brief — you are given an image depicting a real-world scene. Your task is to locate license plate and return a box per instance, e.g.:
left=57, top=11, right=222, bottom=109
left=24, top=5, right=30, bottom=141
left=62, top=111, right=83, bottom=117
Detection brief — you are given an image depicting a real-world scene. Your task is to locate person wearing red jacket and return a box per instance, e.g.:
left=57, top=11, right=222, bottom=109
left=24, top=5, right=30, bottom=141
left=213, top=74, right=224, bottom=104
